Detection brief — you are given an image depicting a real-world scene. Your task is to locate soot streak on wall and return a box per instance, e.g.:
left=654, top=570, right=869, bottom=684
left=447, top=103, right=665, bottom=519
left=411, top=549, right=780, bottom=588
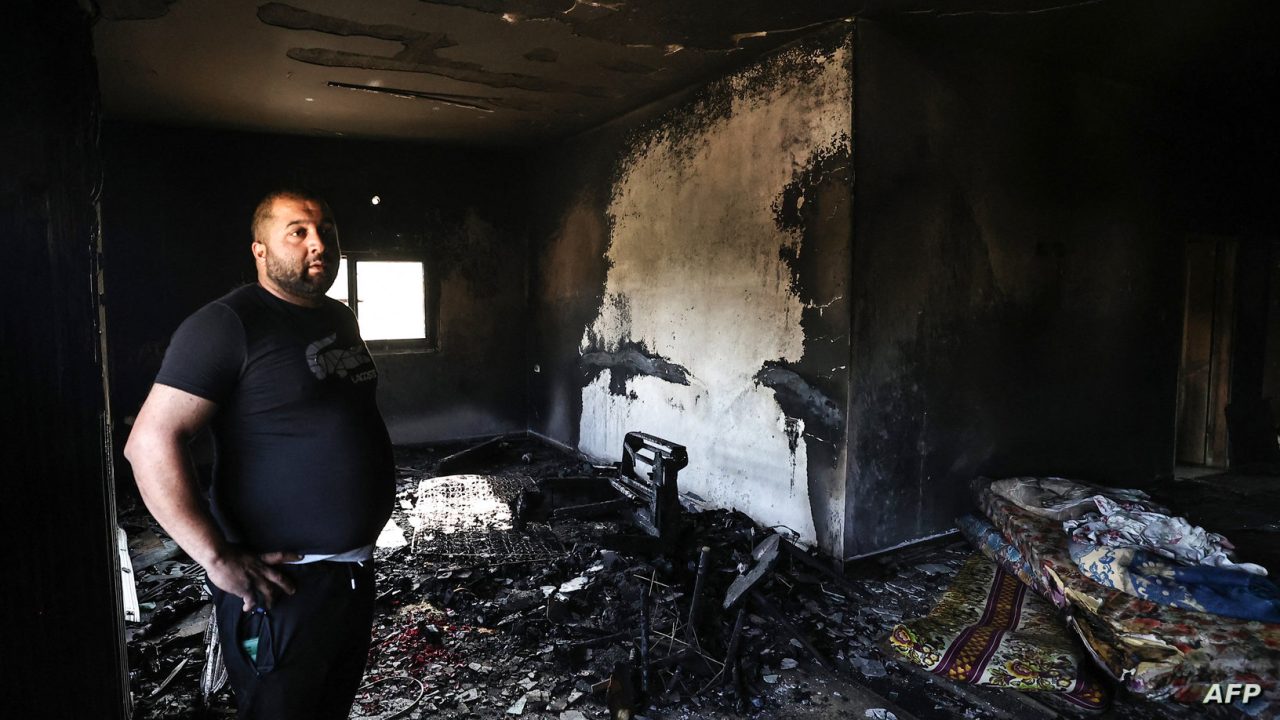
left=102, top=124, right=530, bottom=471
left=763, top=135, right=852, bottom=549
left=582, top=340, right=692, bottom=395
left=531, top=29, right=853, bottom=554
left=847, top=21, right=1183, bottom=557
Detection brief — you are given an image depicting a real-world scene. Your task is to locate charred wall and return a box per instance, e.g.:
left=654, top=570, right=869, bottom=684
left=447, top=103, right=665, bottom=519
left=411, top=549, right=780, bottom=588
left=2, top=2, right=129, bottom=716
left=846, top=21, right=1184, bottom=557
left=102, top=124, right=531, bottom=472
left=530, top=28, right=854, bottom=555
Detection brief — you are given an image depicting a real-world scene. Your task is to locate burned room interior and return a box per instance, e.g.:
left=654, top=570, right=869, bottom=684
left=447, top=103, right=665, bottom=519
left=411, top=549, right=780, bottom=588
left=8, top=0, right=1280, bottom=718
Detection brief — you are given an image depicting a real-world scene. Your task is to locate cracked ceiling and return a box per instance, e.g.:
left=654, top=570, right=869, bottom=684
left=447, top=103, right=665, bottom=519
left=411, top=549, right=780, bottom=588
left=93, top=0, right=1279, bottom=144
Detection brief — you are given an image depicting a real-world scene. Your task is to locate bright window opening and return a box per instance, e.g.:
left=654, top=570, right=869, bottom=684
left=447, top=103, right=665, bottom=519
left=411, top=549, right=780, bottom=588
left=356, top=261, right=425, bottom=340
left=328, top=257, right=350, bottom=305
left=326, top=257, right=428, bottom=343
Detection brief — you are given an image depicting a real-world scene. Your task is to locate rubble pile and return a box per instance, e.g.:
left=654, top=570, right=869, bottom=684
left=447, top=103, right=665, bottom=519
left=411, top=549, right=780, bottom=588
left=364, top=507, right=855, bottom=718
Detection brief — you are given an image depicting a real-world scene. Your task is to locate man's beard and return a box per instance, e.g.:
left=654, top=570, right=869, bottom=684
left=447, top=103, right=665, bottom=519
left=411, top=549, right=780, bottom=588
left=265, top=247, right=336, bottom=298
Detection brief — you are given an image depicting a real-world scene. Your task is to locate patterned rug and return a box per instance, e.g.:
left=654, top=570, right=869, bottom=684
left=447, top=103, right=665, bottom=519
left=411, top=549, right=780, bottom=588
left=977, top=484, right=1280, bottom=704
left=888, top=552, right=1109, bottom=710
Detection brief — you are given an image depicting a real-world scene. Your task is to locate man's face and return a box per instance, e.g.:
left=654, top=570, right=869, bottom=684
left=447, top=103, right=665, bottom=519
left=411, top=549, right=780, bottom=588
left=254, top=195, right=340, bottom=303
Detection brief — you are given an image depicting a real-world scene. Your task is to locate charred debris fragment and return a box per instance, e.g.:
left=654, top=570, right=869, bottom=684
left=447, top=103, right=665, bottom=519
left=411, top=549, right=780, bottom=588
left=121, top=434, right=1196, bottom=720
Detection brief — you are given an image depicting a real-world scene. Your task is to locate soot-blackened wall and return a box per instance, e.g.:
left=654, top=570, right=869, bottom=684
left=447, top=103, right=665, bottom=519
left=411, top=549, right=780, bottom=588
left=4, top=2, right=128, bottom=715
left=530, top=29, right=854, bottom=555
left=847, top=21, right=1184, bottom=557
left=102, top=124, right=530, bottom=471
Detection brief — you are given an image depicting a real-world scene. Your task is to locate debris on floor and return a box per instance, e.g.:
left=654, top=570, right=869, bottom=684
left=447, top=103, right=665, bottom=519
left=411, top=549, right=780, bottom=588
left=121, top=435, right=1261, bottom=719
left=119, top=502, right=231, bottom=718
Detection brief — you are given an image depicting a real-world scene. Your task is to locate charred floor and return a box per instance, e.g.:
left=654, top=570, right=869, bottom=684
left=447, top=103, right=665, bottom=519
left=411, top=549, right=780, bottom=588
left=120, top=435, right=1276, bottom=720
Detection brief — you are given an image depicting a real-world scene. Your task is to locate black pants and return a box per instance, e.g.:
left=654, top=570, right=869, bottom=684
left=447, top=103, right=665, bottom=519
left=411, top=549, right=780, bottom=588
left=210, top=560, right=376, bottom=720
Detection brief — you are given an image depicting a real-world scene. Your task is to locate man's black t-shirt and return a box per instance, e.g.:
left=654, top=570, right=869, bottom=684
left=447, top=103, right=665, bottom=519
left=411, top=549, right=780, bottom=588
left=155, top=284, right=395, bottom=554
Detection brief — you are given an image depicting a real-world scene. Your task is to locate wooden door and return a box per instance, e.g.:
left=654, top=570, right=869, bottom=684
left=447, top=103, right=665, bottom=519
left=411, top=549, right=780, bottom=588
left=1176, top=237, right=1237, bottom=467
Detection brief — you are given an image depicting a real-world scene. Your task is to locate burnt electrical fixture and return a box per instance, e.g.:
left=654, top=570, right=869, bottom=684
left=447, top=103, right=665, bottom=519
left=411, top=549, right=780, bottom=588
left=551, top=432, right=689, bottom=541
left=617, top=432, right=689, bottom=538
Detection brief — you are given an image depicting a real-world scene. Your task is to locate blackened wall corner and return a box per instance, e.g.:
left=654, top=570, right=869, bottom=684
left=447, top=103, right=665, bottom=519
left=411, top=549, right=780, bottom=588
left=1, top=1, right=129, bottom=716
left=846, top=20, right=1183, bottom=558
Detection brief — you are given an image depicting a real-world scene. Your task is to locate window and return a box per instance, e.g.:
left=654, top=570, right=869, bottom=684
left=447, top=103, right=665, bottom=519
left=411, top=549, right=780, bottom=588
left=327, top=254, right=435, bottom=351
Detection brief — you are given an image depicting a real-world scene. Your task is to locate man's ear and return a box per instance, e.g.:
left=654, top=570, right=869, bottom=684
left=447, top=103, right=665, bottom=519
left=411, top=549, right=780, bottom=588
left=251, top=241, right=265, bottom=261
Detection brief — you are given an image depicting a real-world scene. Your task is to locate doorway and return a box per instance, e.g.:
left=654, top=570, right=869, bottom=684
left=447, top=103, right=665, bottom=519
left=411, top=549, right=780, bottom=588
left=1174, top=236, right=1237, bottom=468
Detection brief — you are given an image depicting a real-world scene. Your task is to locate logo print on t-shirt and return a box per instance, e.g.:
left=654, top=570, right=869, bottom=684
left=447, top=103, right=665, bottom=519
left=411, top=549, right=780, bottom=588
left=306, top=333, right=376, bottom=383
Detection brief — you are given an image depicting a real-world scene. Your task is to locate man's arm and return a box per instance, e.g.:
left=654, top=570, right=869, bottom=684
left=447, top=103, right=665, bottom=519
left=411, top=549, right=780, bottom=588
left=124, top=384, right=297, bottom=611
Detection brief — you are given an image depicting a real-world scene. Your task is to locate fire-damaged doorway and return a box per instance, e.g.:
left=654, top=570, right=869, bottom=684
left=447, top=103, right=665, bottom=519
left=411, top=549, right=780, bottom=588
left=1176, top=236, right=1280, bottom=472
left=1175, top=236, right=1237, bottom=469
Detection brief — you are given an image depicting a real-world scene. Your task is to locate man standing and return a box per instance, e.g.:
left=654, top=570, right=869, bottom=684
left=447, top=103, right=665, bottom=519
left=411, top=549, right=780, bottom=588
left=125, top=190, right=394, bottom=718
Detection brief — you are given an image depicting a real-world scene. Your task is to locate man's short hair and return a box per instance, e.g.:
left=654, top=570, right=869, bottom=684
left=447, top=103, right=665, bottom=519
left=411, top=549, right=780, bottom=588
left=251, top=189, right=332, bottom=244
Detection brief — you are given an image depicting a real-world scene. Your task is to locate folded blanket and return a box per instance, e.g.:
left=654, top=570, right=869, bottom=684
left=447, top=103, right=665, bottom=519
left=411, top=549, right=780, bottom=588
left=957, top=514, right=1051, bottom=599
left=1070, top=542, right=1280, bottom=624
left=989, top=476, right=1164, bottom=521
left=888, top=552, right=1108, bottom=710
left=976, top=482, right=1280, bottom=705
left=1064, top=495, right=1267, bottom=576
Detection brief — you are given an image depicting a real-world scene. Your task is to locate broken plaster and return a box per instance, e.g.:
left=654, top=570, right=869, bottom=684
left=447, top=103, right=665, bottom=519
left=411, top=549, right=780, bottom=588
left=257, top=2, right=612, bottom=98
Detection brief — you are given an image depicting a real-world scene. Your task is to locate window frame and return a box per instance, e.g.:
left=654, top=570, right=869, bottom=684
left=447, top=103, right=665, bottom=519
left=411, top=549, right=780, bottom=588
left=333, top=250, right=437, bottom=354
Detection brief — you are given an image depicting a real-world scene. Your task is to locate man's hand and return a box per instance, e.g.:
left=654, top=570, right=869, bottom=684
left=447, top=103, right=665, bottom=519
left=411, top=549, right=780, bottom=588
left=127, top=386, right=303, bottom=613
left=206, top=548, right=302, bottom=612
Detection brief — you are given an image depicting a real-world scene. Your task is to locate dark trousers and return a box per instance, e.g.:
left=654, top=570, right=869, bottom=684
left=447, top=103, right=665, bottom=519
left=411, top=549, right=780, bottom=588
left=210, top=560, right=376, bottom=720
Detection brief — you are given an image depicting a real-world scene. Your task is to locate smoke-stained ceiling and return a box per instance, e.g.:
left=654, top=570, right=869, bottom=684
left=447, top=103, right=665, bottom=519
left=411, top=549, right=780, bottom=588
left=92, top=0, right=860, bottom=143
left=92, top=0, right=1279, bottom=145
